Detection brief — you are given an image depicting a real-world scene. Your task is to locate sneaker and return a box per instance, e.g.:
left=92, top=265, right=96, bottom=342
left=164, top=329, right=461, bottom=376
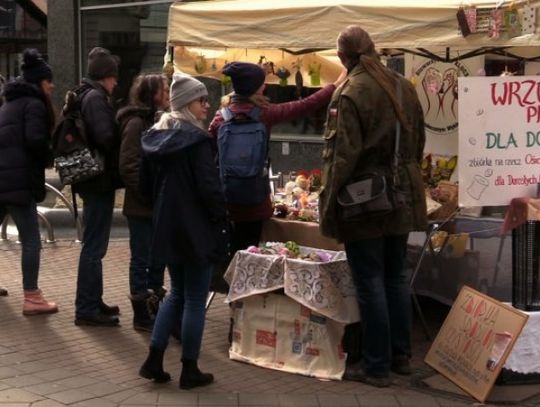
left=343, top=363, right=390, bottom=388
left=391, top=355, right=412, bottom=375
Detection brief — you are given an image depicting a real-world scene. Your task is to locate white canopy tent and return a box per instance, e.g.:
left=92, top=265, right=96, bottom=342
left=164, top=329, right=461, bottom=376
left=167, top=0, right=540, bottom=51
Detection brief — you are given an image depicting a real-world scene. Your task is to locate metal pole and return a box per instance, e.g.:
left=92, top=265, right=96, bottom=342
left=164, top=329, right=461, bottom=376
left=45, top=183, right=83, bottom=242
left=36, top=212, right=55, bottom=243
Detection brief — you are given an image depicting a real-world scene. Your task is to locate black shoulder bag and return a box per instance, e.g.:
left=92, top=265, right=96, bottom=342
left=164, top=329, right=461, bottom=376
left=337, top=78, right=408, bottom=220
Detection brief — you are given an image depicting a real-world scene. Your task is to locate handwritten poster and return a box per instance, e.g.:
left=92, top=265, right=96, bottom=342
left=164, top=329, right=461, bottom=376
left=459, top=76, right=540, bottom=206
left=404, top=54, right=484, bottom=155
left=425, top=286, right=528, bottom=403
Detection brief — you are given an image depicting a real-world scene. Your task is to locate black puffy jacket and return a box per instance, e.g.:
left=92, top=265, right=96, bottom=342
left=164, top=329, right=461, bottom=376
left=0, top=78, right=52, bottom=205
left=72, top=78, right=123, bottom=194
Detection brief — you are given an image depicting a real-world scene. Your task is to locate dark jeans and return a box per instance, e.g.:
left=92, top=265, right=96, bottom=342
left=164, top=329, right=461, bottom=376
left=232, top=220, right=263, bottom=253
left=345, top=234, right=411, bottom=378
left=127, top=216, right=165, bottom=295
left=0, top=202, right=41, bottom=290
left=75, top=190, right=115, bottom=317
left=151, top=261, right=213, bottom=360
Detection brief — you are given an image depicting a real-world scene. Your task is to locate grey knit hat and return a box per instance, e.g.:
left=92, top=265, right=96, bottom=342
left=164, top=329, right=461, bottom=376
left=170, top=72, right=208, bottom=111
left=87, top=47, right=119, bottom=80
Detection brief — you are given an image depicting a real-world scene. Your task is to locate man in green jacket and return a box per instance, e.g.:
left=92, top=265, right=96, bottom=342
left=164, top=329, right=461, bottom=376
left=319, top=25, right=428, bottom=387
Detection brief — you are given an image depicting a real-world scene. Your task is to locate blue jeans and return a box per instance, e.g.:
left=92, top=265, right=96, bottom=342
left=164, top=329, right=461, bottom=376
left=345, top=234, right=411, bottom=378
left=151, top=261, right=213, bottom=360
left=75, top=191, right=115, bottom=317
left=127, top=216, right=165, bottom=295
left=0, top=202, right=41, bottom=290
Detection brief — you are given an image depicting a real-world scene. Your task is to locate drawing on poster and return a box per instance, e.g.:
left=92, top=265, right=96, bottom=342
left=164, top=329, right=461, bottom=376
left=418, top=61, right=467, bottom=135
left=421, top=66, right=459, bottom=119
left=467, top=175, right=490, bottom=200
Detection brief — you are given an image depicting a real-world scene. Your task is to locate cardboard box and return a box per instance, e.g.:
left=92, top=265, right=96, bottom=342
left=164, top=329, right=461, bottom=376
left=230, top=293, right=346, bottom=380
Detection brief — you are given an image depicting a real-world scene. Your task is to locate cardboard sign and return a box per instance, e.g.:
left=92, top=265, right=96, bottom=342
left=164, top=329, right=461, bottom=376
left=425, top=286, right=528, bottom=403
left=459, top=76, right=540, bottom=207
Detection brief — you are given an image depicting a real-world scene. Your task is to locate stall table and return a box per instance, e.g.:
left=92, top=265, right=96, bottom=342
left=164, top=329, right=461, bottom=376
left=224, top=248, right=358, bottom=380
left=261, top=217, right=343, bottom=251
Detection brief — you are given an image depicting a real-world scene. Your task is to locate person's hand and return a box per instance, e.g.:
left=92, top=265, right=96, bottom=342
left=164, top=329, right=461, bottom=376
left=333, top=67, right=348, bottom=88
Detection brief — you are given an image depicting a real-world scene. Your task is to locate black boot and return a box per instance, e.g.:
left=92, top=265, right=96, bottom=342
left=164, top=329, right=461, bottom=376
left=99, top=301, right=120, bottom=316
left=147, top=287, right=167, bottom=318
left=130, top=293, right=154, bottom=332
left=180, top=359, right=214, bottom=389
left=139, top=346, right=171, bottom=383
left=0, top=287, right=7, bottom=297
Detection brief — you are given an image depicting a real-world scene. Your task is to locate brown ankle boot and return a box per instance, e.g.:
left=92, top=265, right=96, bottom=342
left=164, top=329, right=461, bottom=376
left=23, top=289, right=58, bottom=316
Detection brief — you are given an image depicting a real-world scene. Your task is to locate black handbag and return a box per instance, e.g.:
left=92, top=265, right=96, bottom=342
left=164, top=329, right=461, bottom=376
left=54, top=147, right=105, bottom=185
left=337, top=77, right=407, bottom=219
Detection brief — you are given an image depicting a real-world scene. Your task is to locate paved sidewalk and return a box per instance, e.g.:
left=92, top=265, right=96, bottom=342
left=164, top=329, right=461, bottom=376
left=0, top=239, right=529, bottom=406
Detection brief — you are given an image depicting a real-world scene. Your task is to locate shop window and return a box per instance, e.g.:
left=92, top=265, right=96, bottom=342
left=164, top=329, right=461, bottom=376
left=80, top=3, right=169, bottom=107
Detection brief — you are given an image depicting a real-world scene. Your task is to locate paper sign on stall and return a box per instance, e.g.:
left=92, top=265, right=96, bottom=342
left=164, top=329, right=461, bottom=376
left=459, top=76, right=540, bottom=207
left=425, top=286, right=528, bottom=403
left=230, top=293, right=347, bottom=380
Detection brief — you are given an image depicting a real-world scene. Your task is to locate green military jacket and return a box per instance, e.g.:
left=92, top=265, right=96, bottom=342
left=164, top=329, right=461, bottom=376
left=319, top=63, right=428, bottom=243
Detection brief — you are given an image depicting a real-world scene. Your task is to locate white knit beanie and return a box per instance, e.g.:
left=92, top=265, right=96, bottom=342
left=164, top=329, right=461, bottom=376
left=170, top=72, right=208, bottom=111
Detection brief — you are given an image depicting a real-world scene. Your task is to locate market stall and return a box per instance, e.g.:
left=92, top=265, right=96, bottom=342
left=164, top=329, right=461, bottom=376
left=167, top=0, right=540, bottom=380
left=165, top=0, right=540, bottom=297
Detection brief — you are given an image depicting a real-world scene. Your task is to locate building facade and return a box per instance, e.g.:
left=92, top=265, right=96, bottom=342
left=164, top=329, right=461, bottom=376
left=0, top=0, right=47, bottom=80
left=49, top=0, right=173, bottom=108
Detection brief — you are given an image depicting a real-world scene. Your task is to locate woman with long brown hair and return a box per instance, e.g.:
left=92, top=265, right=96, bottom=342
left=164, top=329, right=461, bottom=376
left=117, top=73, right=170, bottom=331
left=319, top=25, right=428, bottom=387
left=0, top=48, right=58, bottom=315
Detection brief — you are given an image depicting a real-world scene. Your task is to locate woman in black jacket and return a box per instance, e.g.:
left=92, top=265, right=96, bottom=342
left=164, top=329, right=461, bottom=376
left=0, top=49, right=58, bottom=315
left=117, top=73, right=169, bottom=332
left=138, top=73, right=229, bottom=389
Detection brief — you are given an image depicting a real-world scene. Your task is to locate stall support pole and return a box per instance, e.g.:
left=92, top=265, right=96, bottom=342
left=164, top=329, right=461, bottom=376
left=409, top=210, right=460, bottom=341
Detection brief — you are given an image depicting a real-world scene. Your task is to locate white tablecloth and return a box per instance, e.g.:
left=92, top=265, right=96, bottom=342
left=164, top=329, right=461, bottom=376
left=224, top=249, right=360, bottom=324
left=504, top=307, right=540, bottom=374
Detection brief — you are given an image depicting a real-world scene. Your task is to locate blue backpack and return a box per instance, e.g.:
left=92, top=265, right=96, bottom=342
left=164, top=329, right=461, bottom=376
left=217, top=106, right=270, bottom=205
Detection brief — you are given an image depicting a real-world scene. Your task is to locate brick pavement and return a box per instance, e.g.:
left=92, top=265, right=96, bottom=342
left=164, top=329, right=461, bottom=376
left=0, top=238, right=531, bottom=406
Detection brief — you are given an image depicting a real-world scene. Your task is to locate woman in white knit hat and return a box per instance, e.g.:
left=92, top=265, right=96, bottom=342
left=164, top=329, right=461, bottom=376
left=138, top=73, right=229, bottom=390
